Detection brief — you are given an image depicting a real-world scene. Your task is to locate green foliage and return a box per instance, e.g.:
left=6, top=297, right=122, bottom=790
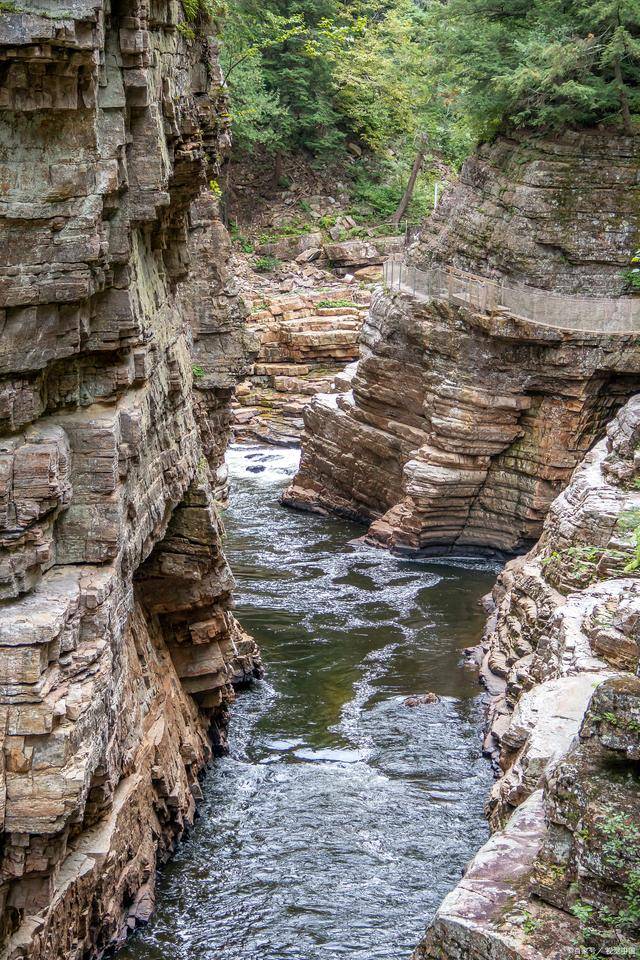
left=572, top=812, right=640, bottom=956
left=220, top=0, right=472, bottom=189
left=229, top=223, right=255, bottom=252
left=623, top=249, right=640, bottom=292
left=192, top=363, right=205, bottom=379
left=616, top=508, right=640, bottom=572
left=571, top=900, right=595, bottom=924
left=346, top=155, right=438, bottom=222
left=617, top=508, right=640, bottom=532
left=220, top=3, right=338, bottom=156
left=521, top=911, right=540, bottom=937
left=253, top=255, right=280, bottom=272
left=182, top=0, right=221, bottom=23
left=426, top=0, right=640, bottom=140
left=317, top=298, right=358, bottom=308
left=258, top=218, right=312, bottom=244
left=599, top=711, right=640, bottom=733
left=177, top=21, right=196, bottom=40
left=623, top=527, right=640, bottom=573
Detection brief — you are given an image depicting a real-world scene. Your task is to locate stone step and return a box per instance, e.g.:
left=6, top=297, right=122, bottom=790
left=253, top=363, right=311, bottom=376
left=279, top=316, right=361, bottom=332
left=283, top=329, right=359, bottom=347
left=315, top=306, right=361, bottom=317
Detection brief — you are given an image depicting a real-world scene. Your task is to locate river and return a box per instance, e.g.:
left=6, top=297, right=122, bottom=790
left=120, top=443, right=497, bottom=960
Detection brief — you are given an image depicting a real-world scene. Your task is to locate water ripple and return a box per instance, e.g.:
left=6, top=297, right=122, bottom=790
left=120, top=444, right=498, bottom=960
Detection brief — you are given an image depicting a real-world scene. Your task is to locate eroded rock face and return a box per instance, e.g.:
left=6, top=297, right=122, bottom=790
left=284, top=131, right=640, bottom=556
left=0, top=2, right=260, bottom=956
left=415, top=395, right=640, bottom=959
left=285, top=288, right=640, bottom=556
left=411, top=128, right=638, bottom=296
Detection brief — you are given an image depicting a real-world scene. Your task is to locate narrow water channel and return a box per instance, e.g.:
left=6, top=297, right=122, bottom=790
left=121, top=444, right=498, bottom=960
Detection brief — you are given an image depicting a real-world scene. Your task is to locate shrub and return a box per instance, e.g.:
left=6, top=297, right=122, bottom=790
left=253, top=255, right=280, bottom=273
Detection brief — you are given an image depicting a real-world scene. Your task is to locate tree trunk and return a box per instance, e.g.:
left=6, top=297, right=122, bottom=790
left=271, top=152, right=284, bottom=191
left=614, top=58, right=633, bottom=135
left=219, top=159, right=231, bottom=225
left=391, top=137, right=428, bottom=227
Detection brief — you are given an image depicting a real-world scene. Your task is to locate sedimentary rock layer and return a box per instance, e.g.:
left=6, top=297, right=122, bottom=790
left=0, top=2, right=260, bottom=957
left=285, top=285, right=640, bottom=555
left=411, top=128, right=639, bottom=296
left=233, top=285, right=368, bottom=445
left=415, top=395, right=640, bottom=959
left=284, top=131, right=640, bottom=556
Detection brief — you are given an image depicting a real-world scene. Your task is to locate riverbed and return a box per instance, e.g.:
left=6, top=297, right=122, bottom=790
left=120, top=444, right=498, bottom=960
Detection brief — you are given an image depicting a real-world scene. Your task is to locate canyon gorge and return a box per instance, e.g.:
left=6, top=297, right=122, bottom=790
left=1, top=1, right=639, bottom=959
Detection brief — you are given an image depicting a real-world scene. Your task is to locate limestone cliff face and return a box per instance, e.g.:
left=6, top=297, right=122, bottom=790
left=415, top=395, right=640, bottom=960
left=0, top=2, right=260, bottom=957
left=410, top=129, right=638, bottom=296
left=284, top=131, right=640, bottom=556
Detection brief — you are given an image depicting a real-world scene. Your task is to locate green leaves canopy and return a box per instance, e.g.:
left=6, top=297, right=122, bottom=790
left=220, top=0, right=470, bottom=162
left=427, top=0, right=640, bottom=139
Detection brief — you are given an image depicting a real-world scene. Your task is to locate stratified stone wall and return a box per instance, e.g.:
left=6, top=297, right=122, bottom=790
left=410, top=129, right=639, bottom=296
left=285, top=286, right=640, bottom=556
left=0, top=1, right=260, bottom=956
left=284, top=131, right=640, bottom=557
left=414, top=395, right=640, bottom=960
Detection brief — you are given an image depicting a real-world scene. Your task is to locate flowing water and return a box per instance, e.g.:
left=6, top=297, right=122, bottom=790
left=121, top=444, right=498, bottom=960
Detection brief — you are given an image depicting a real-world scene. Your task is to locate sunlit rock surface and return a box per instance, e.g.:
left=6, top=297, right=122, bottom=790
left=0, top=2, right=260, bottom=956
left=284, top=131, right=640, bottom=557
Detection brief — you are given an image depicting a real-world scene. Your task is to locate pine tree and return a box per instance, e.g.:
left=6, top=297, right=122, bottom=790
left=427, top=0, right=640, bottom=139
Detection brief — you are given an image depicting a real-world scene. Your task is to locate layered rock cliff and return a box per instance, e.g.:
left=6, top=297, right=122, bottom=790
left=415, top=394, right=640, bottom=959
left=284, top=130, right=640, bottom=557
left=233, top=284, right=368, bottom=445
left=0, top=2, right=260, bottom=957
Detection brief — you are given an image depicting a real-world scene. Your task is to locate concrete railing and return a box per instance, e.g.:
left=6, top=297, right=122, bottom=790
left=383, top=258, right=640, bottom=334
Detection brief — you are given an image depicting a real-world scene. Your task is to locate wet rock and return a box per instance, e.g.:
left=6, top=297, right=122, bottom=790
left=414, top=394, right=640, bottom=959
left=403, top=693, right=441, bottom=707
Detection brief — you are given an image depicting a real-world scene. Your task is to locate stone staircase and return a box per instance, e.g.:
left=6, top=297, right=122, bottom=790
left=233, top=288, right=370, bottom=445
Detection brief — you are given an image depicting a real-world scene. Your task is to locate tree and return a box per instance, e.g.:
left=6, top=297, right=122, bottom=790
left=219, top=0, right=472, bottom=219
left=426, top=0, right=640, bottom=140
left=391, top=133, right=429, bottom=225
left=220, top=0, right=349, bottom=164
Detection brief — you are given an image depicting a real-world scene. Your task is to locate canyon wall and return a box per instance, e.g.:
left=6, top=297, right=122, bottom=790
left=415, top=394, right=640, bottom=959
left=284, top=131, right=640, bottom=557
left=410, top=129, right=637, bottom=296
left=0, top=2, right=260, bottom=957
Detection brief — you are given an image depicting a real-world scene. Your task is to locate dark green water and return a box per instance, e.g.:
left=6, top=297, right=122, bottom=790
left=121, top=444, right=497, bottom=960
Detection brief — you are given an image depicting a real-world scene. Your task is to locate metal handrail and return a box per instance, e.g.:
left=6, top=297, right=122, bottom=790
left=383, top=258, right=640, bottom=334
